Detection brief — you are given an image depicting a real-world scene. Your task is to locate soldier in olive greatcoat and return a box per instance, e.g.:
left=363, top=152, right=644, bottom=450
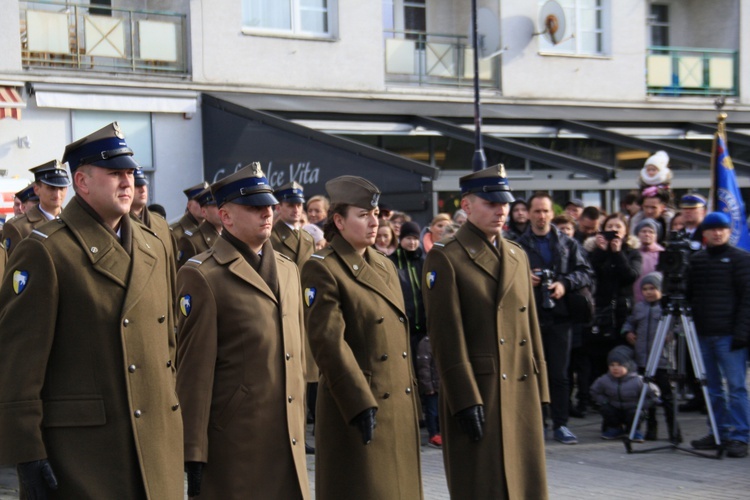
left=3, top=161, right=69, bottom=256
left=131, top=167, right=176, bottom=272
left=177, top=188, right=221, bottom=268
left=423, top=165, right=550, bottom=500
left=0, top=122, right=183, bottom=499
left=176, top=163, right=310, bottom=499
left=301, top=176, right=423, bottom=500
left=170, top=181, right=208, bottom=243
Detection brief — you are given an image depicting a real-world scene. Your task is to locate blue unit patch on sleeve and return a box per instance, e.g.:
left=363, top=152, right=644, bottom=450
left=426, top=271, right=437, bottom=289
left=179, top=295, right=192, bottom=317
left=12, top=270, right=28, bottom=295
left=304, top=287, right=316, bottom=307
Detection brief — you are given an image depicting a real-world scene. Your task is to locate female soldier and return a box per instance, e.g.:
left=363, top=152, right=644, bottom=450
left=301, top=176, right=423, bottom=500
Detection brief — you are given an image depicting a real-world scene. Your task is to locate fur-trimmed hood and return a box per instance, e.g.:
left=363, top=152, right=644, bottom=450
left=583, top=234, right=641, bottom=253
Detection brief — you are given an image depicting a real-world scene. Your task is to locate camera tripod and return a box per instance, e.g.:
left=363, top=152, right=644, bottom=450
left=624, top=297, right=723, bottom=459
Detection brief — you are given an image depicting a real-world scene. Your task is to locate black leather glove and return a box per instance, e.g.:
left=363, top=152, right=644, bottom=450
left=730, top=337, right=748, bottom=351
left=185, top=462, right=205, bottom=497
left=350, top=407, right=377, bottom=445
left=17, top=459, right=58, bottom=499
left=456, top=405, right=485, bottom=442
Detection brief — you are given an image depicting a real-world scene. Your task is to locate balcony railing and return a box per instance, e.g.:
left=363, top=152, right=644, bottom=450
left=384, top=30, right=498, bottom=89
left=646, top=46, right=738, bottom=97
left=20, top=1, right=188, bottom=77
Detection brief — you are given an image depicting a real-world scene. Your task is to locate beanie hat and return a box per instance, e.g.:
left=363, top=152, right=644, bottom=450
left=640, top=151, right=672, bottom=186
left=641, top=271, right=663, bottom=291
left=702, top=211, right=731, bottom=230
left=608, top=345, right=636, bottom=370
left=399, top=221, right=421, bottom=240
left=635, top=218, right=660, bottom=236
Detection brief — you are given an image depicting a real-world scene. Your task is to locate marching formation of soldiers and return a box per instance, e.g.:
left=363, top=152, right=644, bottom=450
left=0, top=123, right=548, bottom=499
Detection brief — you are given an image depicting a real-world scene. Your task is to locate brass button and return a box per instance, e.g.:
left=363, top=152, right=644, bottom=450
left=502, top=374, right=507, bottom=380
left=380, top=354, right=388, bottom=361
left=383, top=392, right=390, bottom=399
left=134, top=410, right=142, bottom=418
left=520, top=374, right=528, bottom=381
left=172, top=404, right=180, bottom=411
left=399, top=317, right=405, bottom=323
left=158, top=315, right=166, bottom=323
left=520, top=339, right=527, bottom=346
left=520, top=306, right=527, bottom=312
left=292, top=438, right=297, bottom=445
left=402, top=352, right=408, bottom=359
left=166, top=360, right=172, bottom=368
left=288, top=395, right=294, bottom=403
left=405, top=387, right=412, bottom=394
left=286, top=353, right=291, bottom=360
left=123, top=319, right=129, bottom=327
left=500, top=338, right=505, bottom=345
left=128, top=364, right=136, bottom=373
left=377, top=317, right=384, bottom=324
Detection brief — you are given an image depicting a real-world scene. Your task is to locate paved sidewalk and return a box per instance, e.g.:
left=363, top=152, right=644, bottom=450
left=1, top=408, right=746, bottom=499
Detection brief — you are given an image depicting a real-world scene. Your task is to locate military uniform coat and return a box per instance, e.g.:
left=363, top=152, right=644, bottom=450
left=301, top=235, right=423, bottom=500
left=176, top=236, right=310, bottom=499
left=423, top=222, right=550, bottom=500
left=0, top=197, right=183, bottom=499
left=271, top=220, right=318, bottom=382
left=169, top=212, right=200, bottom=245
left=2, top=204, right=49, bottom=256
left=134, top=208, right=177, bottom=274
left=177, top=220, right=219, bottom=268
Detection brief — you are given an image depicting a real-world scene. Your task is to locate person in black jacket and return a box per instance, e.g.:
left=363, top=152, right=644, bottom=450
left=517, top=192, right=593, bottom=444
left=389, top=221, right=426, bottom=366
left=687, top=212, right=750, bottom=458
left=584, top=213, right=643, bottom=381
left=503, top=198, right=528, bottom=241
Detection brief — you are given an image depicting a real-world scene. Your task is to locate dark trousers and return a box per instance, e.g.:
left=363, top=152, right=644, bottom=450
left=568, top=344, right=591, bottom=408
left=646, top=368, right=678, bottom=438
left=541, top=321, right=572, bottom=429
left=600, top=403, right=638, bottom=430
left=422, top=393, right=440, bottom=437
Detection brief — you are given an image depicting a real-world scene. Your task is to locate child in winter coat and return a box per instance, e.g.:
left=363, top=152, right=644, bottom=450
left=416, top=336, right=441, bottom=448
left=590, top=345, right=660, bottom=441
left=622, top=272, right=681, bottom=443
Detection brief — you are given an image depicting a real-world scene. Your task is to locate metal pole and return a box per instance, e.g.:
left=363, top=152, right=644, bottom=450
left=471, top=0, right=487, bottom=172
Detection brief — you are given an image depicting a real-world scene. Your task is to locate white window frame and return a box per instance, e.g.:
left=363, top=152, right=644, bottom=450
left=538, top=0, right=611, bottom=57
left=241, top=0, right=338, bottom=40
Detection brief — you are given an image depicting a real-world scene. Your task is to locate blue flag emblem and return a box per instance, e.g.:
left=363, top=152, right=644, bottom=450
left=714, top=132, right=750, bottom=251
left=12, top=270, right=28, bottom=295
left=179, top=295, right=192, bottom=317
left=304, top=288, right=316, bottom=307
left=427, top=271, right=437, bottom=289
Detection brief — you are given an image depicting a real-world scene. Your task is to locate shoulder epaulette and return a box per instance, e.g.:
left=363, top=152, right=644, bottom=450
left=28, top=219, right=67, bottom=240
left=311, top=247, right=333, bottom=260
left=186, top=258, right=203, bottom=265
left=184, top=230, right=194, bottom=237
left=277, top=252, right=293, bottom=262
left=505, top=238, right=523, bottom=250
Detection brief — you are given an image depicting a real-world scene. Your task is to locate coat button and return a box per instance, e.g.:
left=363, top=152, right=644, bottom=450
left=519, top=374, right=528, bottom=381
left=166, top=360, right=172, bottom=368
left=134, top=410, right=142, bottom=418
left=383, top=392, right=390, bottom=399
left=128, top=364, right=136, bottom=373
left=288, top=396, right=294, bottom=403
left=380, top=354, right=388, bottom=361
left=286, top=352, right=291, bottom=360
left=292, top=438, right=297, bottom=445
left=520, top=306, right=527, bottom=312
left=405, top=387, right=412, bottom=394
left=399, top=317, right=405, bottom=323
left=402, top=352, right=408, bottom=359
left=158, top=315, right=166, bottom=323
left=520, top=339, right=527, bottom=346
left=377, top=317, right=384, bottom=324
left=172, top=404, right=180, bottom=411
left=500, top=338, right=505, bottom=345
left=502, top=374, right=507, bottom=380
left=123, top=319, right=129, bottom=327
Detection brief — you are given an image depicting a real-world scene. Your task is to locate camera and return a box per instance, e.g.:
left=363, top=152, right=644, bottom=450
left=534, top=269, right=556, bottom=309
left=657, top=231, right=701, bottom=298
left=602, top=230, right=618, bottom=241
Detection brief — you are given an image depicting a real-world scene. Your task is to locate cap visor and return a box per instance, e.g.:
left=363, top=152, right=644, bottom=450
left=40, top=177, right=71, bottom=187
left=231, top=192, right=279, bottom=207
left=280, top=196, right=305, bottom=204
left=134, top=179, right=149, bottom=187
left=88, top=154, right=140, bottom=170
left=475, top=191, right=514, bottom=204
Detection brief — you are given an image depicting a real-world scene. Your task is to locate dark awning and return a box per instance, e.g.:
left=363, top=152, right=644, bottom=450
left=201, top=94, right=438, bottom=217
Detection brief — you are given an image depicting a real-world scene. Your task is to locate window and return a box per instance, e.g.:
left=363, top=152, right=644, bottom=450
left=72, top=111, right=153, bottom=169
left=538, top=0, right=610, bottom=56
left=242, top=0, right=335, bottom=37
left=649, top=4, right=669, bottom=46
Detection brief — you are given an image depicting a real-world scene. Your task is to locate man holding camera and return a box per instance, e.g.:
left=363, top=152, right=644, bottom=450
left=687, top=212, right=750, bottom=458
left=518, top=192, right=593, bottom=444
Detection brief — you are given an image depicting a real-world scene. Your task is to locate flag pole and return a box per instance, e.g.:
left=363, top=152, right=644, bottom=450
left=709, top=97, right=726, bottom=212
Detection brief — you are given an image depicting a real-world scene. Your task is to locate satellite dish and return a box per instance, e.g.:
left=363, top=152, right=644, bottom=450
left=468, top=8, right=502, bottom=59
left=539, top=0, right=567, bottom=45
